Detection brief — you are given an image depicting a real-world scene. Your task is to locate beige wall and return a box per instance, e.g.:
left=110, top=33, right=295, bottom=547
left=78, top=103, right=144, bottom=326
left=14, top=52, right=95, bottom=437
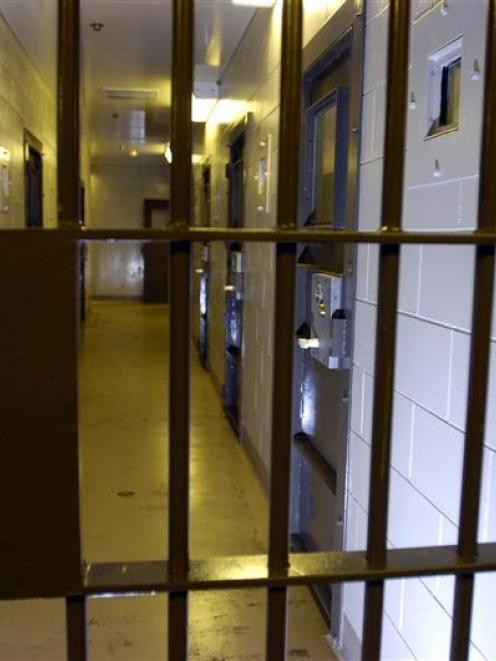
left=87, top=164, right=170, bottom=298
left=0, top=13, right=57, bottom=228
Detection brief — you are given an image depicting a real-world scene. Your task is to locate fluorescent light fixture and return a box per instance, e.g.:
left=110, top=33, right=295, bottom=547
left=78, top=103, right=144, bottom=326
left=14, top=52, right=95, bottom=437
left=209, top=99, right=248, bottom=125
left=164, top=145, right=203, bottom=165
left=232, top=0, right=275, bottom=6
left=102, top=88, right=158, bottom=100
left=192, top=94, right=217, bottom=123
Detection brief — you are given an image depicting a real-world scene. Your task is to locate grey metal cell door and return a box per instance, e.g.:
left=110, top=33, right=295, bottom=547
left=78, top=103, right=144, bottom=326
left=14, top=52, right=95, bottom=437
left=223, top=132, right=245, bottom=434
left=292, top=45, right=353, bottom=635
left=199, top=165, right=212, bottom=368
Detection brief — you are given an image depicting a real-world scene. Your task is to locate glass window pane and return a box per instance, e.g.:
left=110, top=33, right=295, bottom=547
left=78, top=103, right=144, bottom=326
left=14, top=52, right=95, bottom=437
left=313, top=103, right=337, bottom=225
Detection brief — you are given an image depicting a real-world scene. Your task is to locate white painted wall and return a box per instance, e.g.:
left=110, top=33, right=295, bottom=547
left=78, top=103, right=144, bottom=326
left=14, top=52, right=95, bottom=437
left=342, top=1, right=496, bottom=658
left=87, top=164, right=169, bottom=298
left=0, top=12, right=57, bottom=228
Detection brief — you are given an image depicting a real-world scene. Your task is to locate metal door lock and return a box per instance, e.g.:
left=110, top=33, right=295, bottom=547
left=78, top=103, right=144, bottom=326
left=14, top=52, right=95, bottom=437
left=306, top=273, right=351, bottom=370
left=226, top=250, right=244, bottom=300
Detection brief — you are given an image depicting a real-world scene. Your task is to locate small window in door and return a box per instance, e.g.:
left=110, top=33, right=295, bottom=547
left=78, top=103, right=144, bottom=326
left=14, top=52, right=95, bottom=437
left=306, top=87, right=348, bottom=230
left=313, top=103, right=337, bottom=225
left=426, top=38, right=463, bottom=138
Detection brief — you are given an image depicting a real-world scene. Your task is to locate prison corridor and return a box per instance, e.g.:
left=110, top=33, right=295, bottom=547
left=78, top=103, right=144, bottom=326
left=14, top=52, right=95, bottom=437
left=0, top=301, right=334, bottom=661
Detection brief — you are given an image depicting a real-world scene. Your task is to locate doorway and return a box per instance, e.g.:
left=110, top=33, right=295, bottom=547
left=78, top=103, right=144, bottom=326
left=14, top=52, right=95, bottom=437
left=223, top=129, right=246, bottom=434
left=198, top=164, right=211, bottom=368
left=292, top=38, right=355, bottom=636
left=142, top=199, right=170, bottom=303
left=24, top=131, right=43, bottom=228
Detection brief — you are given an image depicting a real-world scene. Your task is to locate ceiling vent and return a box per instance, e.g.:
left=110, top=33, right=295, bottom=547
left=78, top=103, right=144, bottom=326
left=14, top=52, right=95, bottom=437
left=102, top=88, right=158, bottom=100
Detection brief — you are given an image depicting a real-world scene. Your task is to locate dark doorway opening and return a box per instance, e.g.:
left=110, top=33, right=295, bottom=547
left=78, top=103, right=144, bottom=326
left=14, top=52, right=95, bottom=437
left=198, top=164, right=211, bottom=368
left=223, top=127, right=246, bottom=435
left=24, top=132, right=43, bottom=228
left=79, top=181, right=87, bottom=322
left=142, top=199, right=170, bottom=304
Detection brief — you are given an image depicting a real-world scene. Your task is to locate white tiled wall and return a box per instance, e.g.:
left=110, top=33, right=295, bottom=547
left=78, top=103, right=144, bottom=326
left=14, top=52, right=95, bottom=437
left=198, top=0, right=496, bottom=657
left=343, top=1, right=496, bottom=658
left=0, top=13, right=57, bottom=228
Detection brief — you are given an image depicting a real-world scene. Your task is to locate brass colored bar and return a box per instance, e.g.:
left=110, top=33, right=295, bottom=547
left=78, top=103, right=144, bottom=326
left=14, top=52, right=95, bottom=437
left=57, top=0, right=81, bottom=227
left=3, top=543, right=495, bottom=600
left=2, top=228, right=496, bottom=245
left=266, top=587, right=287, bottom=659
left=450, top=1, right=496, bottom=657
left=66, top=596, right=86, bottom=661
left=168, top=0, right=194, bottom=656
left=266, top=0, right=303, bottom=655
left=362, top=1, right=411, bottom=658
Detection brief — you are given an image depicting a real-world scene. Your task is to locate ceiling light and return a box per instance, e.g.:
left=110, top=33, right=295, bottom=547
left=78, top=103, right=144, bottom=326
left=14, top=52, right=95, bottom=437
left=192, top=94, right=217, bottom=123
left=231, top=0, right=275, bottom=7
left=90, top=21, right=104, bottom=32
left=164, top=145, right=203, bottom=166
left=130, top=150, right=139, bottom=158
left=102, top=88, right=158, bottom=100
left=209, top=99, right=248, bottom=125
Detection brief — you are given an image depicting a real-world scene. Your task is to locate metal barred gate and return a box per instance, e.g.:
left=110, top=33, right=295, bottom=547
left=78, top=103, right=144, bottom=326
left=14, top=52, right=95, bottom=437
left=1, top=0, right=496, bottom=660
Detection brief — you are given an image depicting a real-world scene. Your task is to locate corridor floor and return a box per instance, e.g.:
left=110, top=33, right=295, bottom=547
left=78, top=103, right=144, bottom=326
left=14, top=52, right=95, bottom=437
left=0, top=301, right=335, bottom=661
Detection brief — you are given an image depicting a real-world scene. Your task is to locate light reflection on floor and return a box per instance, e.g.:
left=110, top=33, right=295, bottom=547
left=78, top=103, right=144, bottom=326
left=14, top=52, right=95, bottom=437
left=0, top=301, right=335, bottom=660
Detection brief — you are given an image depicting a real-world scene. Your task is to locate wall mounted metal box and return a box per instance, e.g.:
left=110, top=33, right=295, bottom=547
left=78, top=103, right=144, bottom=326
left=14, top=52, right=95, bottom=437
left=303, top=272, right=350, bottom=370
left=229, top=250, right=244, bottom=300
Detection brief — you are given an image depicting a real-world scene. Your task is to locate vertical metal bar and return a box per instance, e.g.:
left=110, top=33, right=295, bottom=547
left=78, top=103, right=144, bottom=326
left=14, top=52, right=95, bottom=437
left=58, top=4, right=85, bottom=657
left=450, top=2, right=496, bottom=658
left=58, top=0, right=81, bottom=227
left=168, top=0, right=193, bottom=656
left=66, top=596, right=86, bottom=661
left=266, top=0, right=303, bottom=658
left=361, top=1, right=410, bottom=659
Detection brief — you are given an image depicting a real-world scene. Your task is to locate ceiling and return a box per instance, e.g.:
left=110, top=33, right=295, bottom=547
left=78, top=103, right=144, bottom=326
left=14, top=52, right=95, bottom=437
left=0, top=0, right=256, bottom=166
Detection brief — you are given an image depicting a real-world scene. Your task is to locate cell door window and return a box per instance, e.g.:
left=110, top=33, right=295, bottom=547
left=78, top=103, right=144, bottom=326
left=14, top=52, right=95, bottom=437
left=307, top=88, right=349, bottom=229
left=313, top=103, right=337, bottom=225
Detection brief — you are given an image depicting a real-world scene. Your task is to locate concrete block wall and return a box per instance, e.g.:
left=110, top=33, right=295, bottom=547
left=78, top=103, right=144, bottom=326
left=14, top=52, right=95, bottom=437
left=0, top=12, right=57, bottom=229
left=204, top=0, right=347, bottom=469
left=342, top=1, right=496, bottom=658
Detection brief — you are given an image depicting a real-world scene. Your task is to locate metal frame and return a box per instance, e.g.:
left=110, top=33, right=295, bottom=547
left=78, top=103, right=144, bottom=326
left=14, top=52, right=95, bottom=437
left=1, top=0, right=496, bottom=660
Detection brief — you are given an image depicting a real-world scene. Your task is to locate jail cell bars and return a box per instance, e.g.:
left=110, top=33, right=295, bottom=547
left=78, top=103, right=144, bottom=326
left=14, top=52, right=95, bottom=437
left=0, top=0, right=495, bottom=660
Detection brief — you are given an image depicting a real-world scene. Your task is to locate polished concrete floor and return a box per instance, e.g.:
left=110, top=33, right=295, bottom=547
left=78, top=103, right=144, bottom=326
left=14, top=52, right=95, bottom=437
left=0, top=301, right=335, bottom=660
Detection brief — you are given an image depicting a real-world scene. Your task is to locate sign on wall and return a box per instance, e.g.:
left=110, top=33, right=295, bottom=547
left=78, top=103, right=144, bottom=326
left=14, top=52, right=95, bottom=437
left=0, top=147, right=11, bottom=213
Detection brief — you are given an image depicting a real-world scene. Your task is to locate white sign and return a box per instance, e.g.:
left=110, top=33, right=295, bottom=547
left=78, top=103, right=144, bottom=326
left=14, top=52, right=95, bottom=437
left=0, top=147, right=11, bottom=213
